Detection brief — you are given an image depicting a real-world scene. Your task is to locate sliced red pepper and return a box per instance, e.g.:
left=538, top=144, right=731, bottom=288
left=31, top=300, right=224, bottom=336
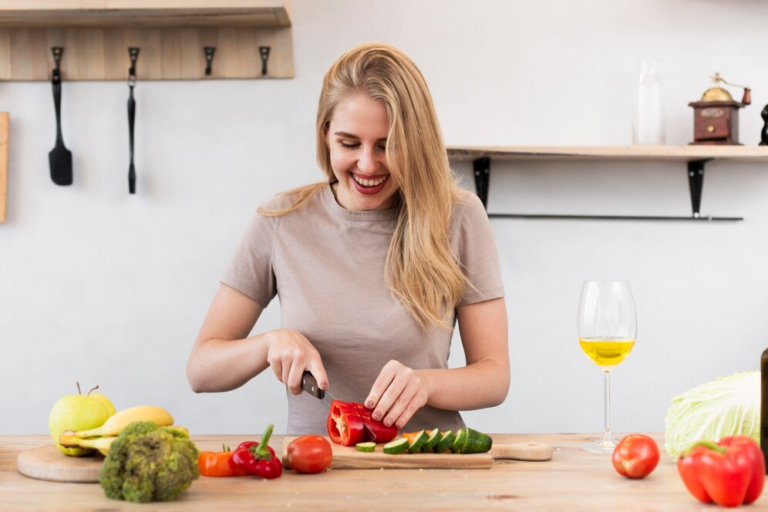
left=326, top=400, right=398, bottom=446
left=327, top=400, right=365, bottom=446
left=677, top=436, right=765, bottom=507
left=354, top=403, right=398, bottom=444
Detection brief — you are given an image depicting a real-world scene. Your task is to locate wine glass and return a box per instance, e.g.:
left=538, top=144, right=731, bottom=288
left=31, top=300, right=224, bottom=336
left=577, top=280, right=637, bottom=454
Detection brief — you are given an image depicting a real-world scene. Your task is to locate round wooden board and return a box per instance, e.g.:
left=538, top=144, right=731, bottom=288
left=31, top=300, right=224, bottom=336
left=17, top=445, right=104, bottom=483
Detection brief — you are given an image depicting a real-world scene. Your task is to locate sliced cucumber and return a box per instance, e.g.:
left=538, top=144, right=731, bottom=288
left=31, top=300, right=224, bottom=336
left=435, top=430, right=455, bottom=453
left=383, top=438, right=410, bottom=455
left=421, top=428, right=442, bottom=452
left=462, top=428, right=493, bottom=454
left=450, top=428, right=467, bottom=453
left=408, top=430, right=428, bottom=453
left=356, top=442, right=376, bottom=453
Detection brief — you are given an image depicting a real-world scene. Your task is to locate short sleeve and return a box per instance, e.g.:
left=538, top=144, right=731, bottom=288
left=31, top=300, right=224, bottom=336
left=453, top=192, right=505, bottom=306
left=220, top=211, right=279, bottom=308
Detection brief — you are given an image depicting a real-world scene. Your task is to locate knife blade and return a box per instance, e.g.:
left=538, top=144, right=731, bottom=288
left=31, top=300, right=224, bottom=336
left=301, top=371, right=335, bottom=410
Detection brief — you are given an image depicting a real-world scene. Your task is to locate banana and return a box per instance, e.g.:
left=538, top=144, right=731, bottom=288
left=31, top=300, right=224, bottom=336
left=59, top=433, right=116, bottom=456
left=72, top=405, right=174, bottom=438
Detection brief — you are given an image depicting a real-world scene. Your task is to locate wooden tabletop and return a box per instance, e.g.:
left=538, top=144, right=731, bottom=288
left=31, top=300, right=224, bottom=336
left=2, top=433, right=766, bottom=511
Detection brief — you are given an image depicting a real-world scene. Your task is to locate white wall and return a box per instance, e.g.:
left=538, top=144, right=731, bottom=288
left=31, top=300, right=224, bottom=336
left=2, top=0, right=767, bottom=436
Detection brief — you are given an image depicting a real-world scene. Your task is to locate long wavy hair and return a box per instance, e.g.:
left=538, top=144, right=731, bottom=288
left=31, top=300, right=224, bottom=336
left=259, top=42, right=465, bottom=331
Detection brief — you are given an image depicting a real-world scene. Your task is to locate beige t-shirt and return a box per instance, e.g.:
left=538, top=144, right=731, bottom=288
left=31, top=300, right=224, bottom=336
left=222, top=184, right=504, bottom=434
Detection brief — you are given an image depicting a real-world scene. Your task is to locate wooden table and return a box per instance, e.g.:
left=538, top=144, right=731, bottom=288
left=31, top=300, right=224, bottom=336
left=2, top=433, right=766, bottom=511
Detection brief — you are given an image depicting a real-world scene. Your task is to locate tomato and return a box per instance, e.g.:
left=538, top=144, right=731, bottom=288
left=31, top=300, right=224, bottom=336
left=286, top=435, right=333, bottom=474
left=612, top=434, right=660, bottom=479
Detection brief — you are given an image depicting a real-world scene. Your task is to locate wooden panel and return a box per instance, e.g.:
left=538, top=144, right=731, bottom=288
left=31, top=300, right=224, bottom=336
left=0, top=1, right=290, bottom=28
left=0, top=112, right=8, bottom=223
left=447, top=145, right=768, bottom=162
left=0, top=25, right=293, bottom=80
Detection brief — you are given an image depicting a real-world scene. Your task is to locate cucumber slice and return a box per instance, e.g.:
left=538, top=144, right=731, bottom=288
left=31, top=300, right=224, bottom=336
left=450, top=429, right=467, bottom=453
left=462, top=428, right=493, bottom=454
left=383, top=438, right=410, bottom=455
left=356, top=442, right=376, bottom=453
left=421, top=428, right=441, bottom=452
left=435, top=430, right=455, bottom=453
left=408, top=430, right=428, bottom=453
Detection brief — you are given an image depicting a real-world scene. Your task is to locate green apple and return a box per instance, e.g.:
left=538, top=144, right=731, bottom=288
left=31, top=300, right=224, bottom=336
left=90, top=393, right=116, bottom=417
left=49, top=384, right=111, bottom=456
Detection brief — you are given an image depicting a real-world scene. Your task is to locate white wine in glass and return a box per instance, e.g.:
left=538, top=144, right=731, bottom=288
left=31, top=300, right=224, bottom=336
left=578, top=280, right=637, bottom=454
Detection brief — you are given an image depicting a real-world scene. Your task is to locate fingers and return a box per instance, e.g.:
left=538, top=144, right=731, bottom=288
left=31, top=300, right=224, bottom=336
left=307, top=359, right=329, bottom=390
left=266, top=330, right=326, bottom=395
left=366, top=360, right=399, bottom=417
left=383, top=378, right=422, bottom=429
left=368, top=361, right=428, bottom=429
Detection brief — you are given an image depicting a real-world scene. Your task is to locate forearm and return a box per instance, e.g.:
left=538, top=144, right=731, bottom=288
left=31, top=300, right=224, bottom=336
left=187, top=333, right=271, bottom=393
left=416, top=357, right=509, bottom=412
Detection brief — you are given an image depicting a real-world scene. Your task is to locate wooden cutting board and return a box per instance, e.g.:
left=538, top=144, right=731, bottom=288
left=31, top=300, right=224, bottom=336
left=281, top=437, right=552, bottom=470
left=17, top=445, right=104, bottom=483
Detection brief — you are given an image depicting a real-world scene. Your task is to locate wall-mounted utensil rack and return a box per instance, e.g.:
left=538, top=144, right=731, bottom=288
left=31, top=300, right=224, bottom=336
left=0, top=0, right=294, bottom=80
left=447, top=145, right=768, bottom=221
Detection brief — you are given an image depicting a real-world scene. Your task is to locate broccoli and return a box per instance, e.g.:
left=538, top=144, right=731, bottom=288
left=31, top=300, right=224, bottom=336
left=99, top=421, right=200, bottom=503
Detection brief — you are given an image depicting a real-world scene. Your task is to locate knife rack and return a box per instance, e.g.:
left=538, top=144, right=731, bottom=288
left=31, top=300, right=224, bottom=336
left=0, top=1, right=294, bottom=80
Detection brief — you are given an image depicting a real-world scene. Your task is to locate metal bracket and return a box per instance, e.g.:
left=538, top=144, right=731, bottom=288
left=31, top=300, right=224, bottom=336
left=259, top=46, right=271, bottom=76
left=51, top=47, right=63, bottom=83
left=473, top=157, right=490, bottom=208
left=687, top=159, right=709, bottom=219
left=471, top=156, right=742, bottom=221
left=204, top=46, right=216, bottom=76
left=127, top=47, right=140, bottom=86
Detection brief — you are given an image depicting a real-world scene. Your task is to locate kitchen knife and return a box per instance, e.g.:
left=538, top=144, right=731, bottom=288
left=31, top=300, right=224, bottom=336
left=301, top=371, right=335, bottom=410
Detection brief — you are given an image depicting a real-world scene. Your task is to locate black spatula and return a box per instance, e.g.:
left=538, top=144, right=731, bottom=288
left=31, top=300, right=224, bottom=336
left=49, top=47, right=72, bottom=186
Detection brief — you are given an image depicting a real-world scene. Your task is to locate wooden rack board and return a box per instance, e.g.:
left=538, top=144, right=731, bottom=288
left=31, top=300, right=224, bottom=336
left=0, top=1, right=294, bottom=80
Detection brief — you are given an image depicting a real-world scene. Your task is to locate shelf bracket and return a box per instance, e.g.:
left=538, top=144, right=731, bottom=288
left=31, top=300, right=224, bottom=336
left=468, top=155, right=742, bottom=221
left=687, top=159, right=710, bottom=219
left=473, top=157, right=491, bottom=209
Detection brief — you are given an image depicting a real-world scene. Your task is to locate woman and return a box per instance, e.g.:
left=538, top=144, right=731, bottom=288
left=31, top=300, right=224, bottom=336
left=187, top=43, right=509, bottom=434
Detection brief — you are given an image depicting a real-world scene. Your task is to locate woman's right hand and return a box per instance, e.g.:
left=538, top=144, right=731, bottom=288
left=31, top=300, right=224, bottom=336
left=265, top=329, right=328, bottom=395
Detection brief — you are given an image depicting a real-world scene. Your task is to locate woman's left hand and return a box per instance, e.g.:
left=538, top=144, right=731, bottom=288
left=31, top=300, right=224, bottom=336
left=365, top=360, right=430, bottom=430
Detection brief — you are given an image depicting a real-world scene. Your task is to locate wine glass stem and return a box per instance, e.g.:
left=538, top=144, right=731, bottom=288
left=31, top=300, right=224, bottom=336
left=604, top=370, right=611, bottom=436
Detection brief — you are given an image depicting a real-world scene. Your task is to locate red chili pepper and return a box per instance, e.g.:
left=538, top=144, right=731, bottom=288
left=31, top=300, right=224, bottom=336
left=677, top=436, right=765, bottom=507
left=231, top=424, right=283, bottom=479
left=326, top=400, right=398, bottom=446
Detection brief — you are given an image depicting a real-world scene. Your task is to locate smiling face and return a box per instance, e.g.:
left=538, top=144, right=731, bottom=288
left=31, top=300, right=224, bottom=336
left=326, top=93, right=398, bottom=211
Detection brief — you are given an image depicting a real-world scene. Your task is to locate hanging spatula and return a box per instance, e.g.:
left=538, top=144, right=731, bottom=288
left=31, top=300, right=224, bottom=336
left=48, top=47, right=72, bottom=186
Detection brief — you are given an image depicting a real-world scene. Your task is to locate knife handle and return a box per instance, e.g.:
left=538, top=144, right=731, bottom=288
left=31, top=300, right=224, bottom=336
left=301, top=371, right=325, bottom=399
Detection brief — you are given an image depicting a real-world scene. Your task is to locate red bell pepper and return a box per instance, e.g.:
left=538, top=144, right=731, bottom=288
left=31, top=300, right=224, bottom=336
left=326, top=400, right=398, bottom=446
left=231, top=424, right=283, bottom=479
left=677, top=436, right=765, bottom=507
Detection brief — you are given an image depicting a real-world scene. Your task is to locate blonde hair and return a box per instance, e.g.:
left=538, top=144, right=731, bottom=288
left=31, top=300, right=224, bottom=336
left=260, top=42, right=465, bottom=331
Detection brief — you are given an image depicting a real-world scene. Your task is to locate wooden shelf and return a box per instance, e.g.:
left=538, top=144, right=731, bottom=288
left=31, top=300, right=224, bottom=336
left=445, top=145, right=768, bottom=221
left=447, top=145, right=768, bottom=162
left=0, top=0, right=294, bottom=80
left=0, top=1, right=291, bottom=28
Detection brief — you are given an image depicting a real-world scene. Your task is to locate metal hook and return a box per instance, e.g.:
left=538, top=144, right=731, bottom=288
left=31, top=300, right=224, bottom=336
left=259, top=46, right=271, bottom=76
left=204, top=47, right=216, bottom=76
left=128, top=47, right=140, bottom=87
left=51, top=47, right=64, bottom=83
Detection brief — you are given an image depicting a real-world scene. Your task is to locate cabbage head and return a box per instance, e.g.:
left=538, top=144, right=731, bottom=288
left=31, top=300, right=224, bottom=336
left=665, top=371, right=759, bottom=457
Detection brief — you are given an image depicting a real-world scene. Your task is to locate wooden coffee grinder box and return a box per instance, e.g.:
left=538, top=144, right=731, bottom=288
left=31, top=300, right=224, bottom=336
left=689, top=73, right=751, bottom=145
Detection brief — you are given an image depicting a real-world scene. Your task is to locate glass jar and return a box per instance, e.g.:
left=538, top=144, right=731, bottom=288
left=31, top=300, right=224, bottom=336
left=632, top=57, right=665, bottom=145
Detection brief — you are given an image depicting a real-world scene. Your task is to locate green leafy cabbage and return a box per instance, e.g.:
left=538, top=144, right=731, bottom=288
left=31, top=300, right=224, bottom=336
left=665, top=371, right=760, bottom=457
